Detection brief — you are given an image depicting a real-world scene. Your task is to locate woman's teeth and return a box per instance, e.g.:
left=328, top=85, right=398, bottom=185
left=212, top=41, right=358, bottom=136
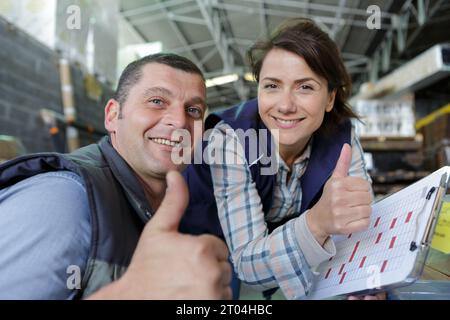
left=277, top=118, right=299, bottom=124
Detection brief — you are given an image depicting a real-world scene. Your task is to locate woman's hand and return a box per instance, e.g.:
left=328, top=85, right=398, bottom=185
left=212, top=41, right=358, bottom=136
left=306, top=144, right=373, bottom=245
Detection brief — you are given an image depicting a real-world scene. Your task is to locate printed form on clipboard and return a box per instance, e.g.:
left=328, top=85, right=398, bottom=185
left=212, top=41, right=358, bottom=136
left=308, top=166, right=450, bottom=300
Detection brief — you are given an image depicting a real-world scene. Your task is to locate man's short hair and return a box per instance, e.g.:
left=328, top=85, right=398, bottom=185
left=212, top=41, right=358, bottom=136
left=114, top=53, right=205, bottom=106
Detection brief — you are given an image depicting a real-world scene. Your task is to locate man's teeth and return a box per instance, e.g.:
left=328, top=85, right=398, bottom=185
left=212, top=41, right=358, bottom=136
left=150, top=138, right=180, bottom=147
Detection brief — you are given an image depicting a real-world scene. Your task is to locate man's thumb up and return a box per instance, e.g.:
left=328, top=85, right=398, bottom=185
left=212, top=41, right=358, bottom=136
left=332, top=143, right=352, bottom=178
left=146, top=171, right=189, bottom=233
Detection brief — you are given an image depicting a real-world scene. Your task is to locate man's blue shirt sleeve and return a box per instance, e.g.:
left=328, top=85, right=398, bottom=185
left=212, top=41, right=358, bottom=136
left=0, top=171, right=91, bottom=299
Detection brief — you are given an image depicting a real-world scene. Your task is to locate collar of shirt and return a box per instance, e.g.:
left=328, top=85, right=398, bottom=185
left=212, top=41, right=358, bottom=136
left=99, top=136, right=154, bottom=222
left=277, top=137, right=313, bottom=179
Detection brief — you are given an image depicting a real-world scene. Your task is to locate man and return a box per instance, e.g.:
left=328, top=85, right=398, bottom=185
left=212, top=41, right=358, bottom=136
left=0, top=53, right=232, bottom=299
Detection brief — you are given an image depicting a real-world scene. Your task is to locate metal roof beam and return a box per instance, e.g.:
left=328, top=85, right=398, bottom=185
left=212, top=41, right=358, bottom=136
left=366, top=0, right=445, bottom=84
left=211, top=2, right=391, bottom=29
left=259, top=1, right=269, bottom=39
left=170, top=40, right=216, bottom=54
left=167, top=13, right=206, bottom=25
left=196, top=0, right=234, bottom=71
left=196, top=0, right=249, bottom=101
left=330, top=0, right=347, bottom=40
left=406, top=0, right=445, bottom=48
left=130, top=5, right=199, bottom=26
left=336, top=0, right=361, bottom=50
left=152, top=0, right=222, bottom=101
left=199, top=46, right=219, bottom=66
left=242, top=0, right=394, bottom=19
left=121, top=0, right=193, bottom=18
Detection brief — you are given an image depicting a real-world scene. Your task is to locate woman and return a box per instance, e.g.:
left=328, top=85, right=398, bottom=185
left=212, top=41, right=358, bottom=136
left=183, top=18, right=380, bottom=300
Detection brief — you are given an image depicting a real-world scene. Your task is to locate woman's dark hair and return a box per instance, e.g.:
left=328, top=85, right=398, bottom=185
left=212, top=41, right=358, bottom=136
left=248, top=18, right=358, bottom=135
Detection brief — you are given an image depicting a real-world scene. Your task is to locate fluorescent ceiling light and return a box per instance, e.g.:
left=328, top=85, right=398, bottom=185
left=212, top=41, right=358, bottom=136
left=206, top=73, right=239, bottom=87
left=129, top=42, right=163, bottom=57
left=244, top=72, right=256, bottom=82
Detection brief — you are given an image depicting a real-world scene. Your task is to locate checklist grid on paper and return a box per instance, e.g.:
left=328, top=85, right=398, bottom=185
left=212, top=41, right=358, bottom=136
left=310, top=185, right=429, bottom=299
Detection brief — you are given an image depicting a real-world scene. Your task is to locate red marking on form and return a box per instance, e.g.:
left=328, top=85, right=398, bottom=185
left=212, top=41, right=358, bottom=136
left=390, top=218, right=397, bottom=229
left=389, top=236, right=397, bottom=249
left=374, top=217, right=381, bottom=227
left=375, top=232, right=382, bottom=244
left=339, top=264, right=345, bottom=275
left=349, top=241, right=360, bottom=262
left=359, top=256, right=367, bottom=268
left=339, top=272, right=346, bottom=284
left=405, top=211, right=413, bottom=223
left=381, top=260, right=388, bottom=273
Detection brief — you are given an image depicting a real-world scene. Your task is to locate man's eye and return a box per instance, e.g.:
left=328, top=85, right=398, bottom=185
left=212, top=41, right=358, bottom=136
left=149, top=98, right=163, bottom=105
left=186, top=107, right=203, bottom=119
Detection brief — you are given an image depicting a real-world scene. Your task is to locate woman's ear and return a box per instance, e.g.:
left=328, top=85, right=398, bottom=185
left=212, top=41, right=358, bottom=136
left=104, top=99, right=121, bottom=133
left=326, top=89, right=337, bottom=112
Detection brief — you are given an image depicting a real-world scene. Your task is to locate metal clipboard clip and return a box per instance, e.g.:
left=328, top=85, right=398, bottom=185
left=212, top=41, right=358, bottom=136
left=409, top=173, right=448, bottom=252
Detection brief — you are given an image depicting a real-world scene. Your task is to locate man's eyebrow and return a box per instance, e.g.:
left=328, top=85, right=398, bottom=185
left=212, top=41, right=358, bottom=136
left=143, top=87, right=174, bottom=98
left=187, top=96, right=207, bottom=109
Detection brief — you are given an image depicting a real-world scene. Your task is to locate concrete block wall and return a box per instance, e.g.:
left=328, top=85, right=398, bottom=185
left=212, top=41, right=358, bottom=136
left=0, top=17, right=112, bottom=154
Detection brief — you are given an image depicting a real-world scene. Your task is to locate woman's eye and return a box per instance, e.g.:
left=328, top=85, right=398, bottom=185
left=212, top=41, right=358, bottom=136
left=187, top=107, right=203, bottom=119
left=299, top=85, right=313, bottom=91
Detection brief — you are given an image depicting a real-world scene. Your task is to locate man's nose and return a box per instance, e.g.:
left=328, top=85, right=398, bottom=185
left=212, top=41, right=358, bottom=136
left=277, top=91, right=297, bottom=114
left=164, top=104, right=187, bottom=128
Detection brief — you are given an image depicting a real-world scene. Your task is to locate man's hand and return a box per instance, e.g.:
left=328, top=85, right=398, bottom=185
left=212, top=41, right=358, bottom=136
left=88, top=171, right=232, bottom=300
left=306, top=144, right=373, bottom=245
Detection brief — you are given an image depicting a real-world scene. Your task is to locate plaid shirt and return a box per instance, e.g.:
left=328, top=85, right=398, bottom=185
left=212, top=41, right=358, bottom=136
left=208, top=121, right=371, bottom=299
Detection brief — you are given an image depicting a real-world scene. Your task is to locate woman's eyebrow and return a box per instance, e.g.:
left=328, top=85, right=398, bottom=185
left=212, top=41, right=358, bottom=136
left=293, top=77, right=322, bottom=86
left=261, top=76, right=322, bottom=87
left=260, top=77, right=281, bottom=83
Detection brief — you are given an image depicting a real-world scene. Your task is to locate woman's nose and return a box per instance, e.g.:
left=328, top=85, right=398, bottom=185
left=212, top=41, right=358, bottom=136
left=277, top=92, right=297, bottom=114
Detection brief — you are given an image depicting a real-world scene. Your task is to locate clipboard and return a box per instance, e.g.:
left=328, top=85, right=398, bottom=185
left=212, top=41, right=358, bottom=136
left=308, top=166, right=450, bottom=300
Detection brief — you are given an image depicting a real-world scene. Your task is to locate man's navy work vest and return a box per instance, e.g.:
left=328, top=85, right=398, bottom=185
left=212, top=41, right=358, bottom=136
left=0, top=136, right=229, bottom=298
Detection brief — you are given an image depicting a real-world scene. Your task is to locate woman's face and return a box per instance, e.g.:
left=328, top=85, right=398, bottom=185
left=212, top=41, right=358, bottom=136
left=258, top=48, right=336, bottom=160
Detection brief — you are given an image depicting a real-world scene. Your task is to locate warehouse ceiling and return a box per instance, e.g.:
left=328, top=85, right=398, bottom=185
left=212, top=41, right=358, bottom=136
left=120, top=0, right=450, bottom=110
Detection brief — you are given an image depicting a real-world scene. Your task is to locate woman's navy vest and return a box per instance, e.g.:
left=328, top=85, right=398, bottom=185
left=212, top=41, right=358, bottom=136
left=181, top=98, right=351, bottom=298
left=182, top=98, right=352, bottom=234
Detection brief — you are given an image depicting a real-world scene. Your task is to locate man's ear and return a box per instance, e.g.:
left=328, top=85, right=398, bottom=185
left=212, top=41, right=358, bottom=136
left=104, top=99, right=120, bottom=133
left=325, top=89, right=337, bottom=113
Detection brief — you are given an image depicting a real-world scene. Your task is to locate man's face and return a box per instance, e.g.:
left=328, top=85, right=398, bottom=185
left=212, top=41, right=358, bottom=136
left=105, top=63, right=206, bottom=179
